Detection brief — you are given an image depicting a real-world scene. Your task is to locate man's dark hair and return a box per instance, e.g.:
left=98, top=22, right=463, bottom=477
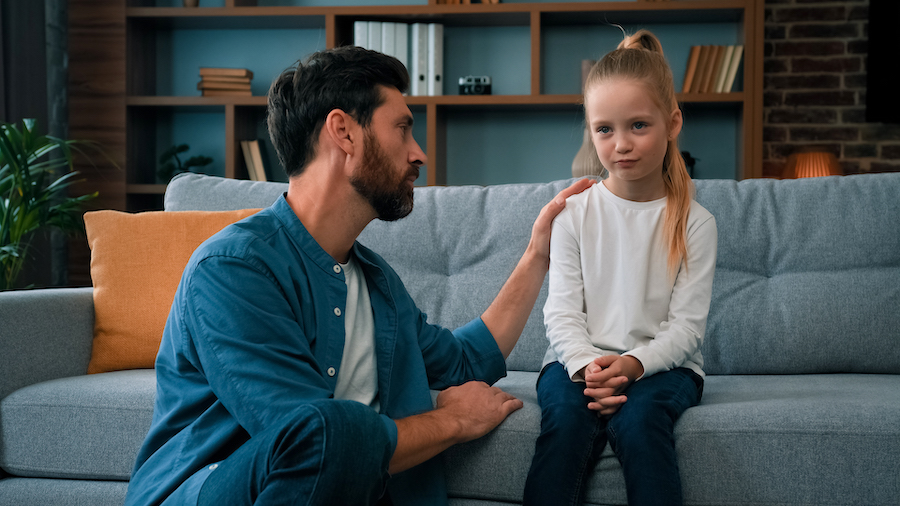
left=267, top=46, right=410, bottom=178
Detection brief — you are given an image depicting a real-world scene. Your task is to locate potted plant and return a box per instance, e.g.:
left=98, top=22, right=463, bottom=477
left=157, top=144, right=213, bottom=182
left=0, top=119, right=100, bottom=290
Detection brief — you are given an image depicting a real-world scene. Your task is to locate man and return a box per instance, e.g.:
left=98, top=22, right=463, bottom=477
left=125, top=46, right=592, bottom=506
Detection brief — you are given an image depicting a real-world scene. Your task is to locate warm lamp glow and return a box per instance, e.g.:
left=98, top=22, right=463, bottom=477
left=783, top=151, right=843, bottom=179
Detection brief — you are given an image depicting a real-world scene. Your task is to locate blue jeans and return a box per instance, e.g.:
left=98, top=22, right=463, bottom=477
left=196, top=399, right=393, bottom=506
left=523, top=362, right=703, bottom=506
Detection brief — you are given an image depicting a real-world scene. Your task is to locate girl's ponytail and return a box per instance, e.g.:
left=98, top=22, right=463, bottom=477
left=662, top=136, right=693, bottom=278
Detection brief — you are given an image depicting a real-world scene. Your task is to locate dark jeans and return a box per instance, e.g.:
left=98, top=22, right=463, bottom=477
left=523, top=362, right=703, bottom=506
left=196, top=399, right=392, bottom=506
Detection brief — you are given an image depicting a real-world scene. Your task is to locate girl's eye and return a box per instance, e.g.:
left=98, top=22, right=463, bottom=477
left=633, top=122, right=647, bottom=130
left=597, top=126, right=611, bottom=134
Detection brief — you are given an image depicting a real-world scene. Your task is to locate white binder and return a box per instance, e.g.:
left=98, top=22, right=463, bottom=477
left=427, top=23, right=443, bottom=96
left=395, top=23, right=409, bottom=73
left=353, top=21, right=368, bottom=49
left=410, top=23, right=428, bottom=96
left=367, top=21, right=382, bottom=53
left=381, top=22, right=396, bottom=60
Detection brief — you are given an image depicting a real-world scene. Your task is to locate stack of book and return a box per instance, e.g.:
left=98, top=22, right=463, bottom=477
left=198, top=67, right=253, bottom=97
left=354, top=22, right=443, bottom=96
left=681, top=45, right=743, bottom=94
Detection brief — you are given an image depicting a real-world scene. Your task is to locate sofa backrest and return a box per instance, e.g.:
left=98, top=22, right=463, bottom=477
left=166, top=172, right=900, bottom=376
left=694, top=174, right=900, bottom=375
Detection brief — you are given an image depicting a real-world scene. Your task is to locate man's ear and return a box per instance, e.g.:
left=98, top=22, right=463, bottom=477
left=323, top=109, right=358, bottom=156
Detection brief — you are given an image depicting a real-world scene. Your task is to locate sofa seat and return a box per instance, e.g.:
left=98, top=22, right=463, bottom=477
left=0, top=370, right=154, bottom=481
left=0, top=478, right=128, bottom=506
left=4, top=370, right=898, bottom=505
left=443, top=371, right=900, bottom=506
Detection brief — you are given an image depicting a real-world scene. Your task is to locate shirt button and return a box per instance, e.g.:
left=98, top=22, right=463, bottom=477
left=334, top=307, right=342, bottom=317
left=333, top=265, right=341, bottom=274
left=327, top=367, right=336, bottom=377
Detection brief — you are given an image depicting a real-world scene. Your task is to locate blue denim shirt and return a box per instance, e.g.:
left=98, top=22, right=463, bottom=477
left=125, top=195, right=507, bottom=506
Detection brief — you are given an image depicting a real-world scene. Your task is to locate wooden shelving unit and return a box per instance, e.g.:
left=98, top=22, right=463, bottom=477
left=78, top=0, right=764, bottom=212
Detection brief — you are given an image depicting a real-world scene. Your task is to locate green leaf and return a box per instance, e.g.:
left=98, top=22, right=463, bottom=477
left=0, top=119, right=100, bottom=290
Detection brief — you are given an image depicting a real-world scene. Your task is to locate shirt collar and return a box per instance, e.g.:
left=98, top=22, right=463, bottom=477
left=270, top=193, right=346, bottom=280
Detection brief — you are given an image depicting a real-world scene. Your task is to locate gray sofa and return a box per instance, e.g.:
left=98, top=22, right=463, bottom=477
left=2, top=172, right=899, bottom=505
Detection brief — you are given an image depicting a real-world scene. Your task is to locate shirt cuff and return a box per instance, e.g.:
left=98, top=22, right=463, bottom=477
left=623, top=348, right=664, bottom=381
left=456, top=317, right=508, bottom=384
left=563, top=352, right=604, bottom=382
left=380, top=414, right=398, bottom=457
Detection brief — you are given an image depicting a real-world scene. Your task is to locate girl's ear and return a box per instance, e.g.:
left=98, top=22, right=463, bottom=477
left=668, top=108, right=684, bottom=141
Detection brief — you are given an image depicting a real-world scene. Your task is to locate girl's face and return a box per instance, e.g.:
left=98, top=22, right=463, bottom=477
left=585, top=78, right=682, bottom=201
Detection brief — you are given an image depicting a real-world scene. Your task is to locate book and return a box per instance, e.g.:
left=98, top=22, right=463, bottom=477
left=240, top=141, right=261, bottom=181
left=199, top=67, right=253, bottom=79
left=247, top=139, right=268, bottom=181
left=354, top=21, right=368, bottom=48
left=699, top=45, right=722, bottom=93
left=714, top=45, right=735, bottom=93
left=199, top=75, right=252, bottom=84
left=722, top=45, right=744, bottom=93
left=201, top=89, right=252, bottom=97
left=708, top=46, right=727, bottom=93
left=688, top=46, right=710, bottom=93
left=367, top=21, right=382, bottom=53
left=427, top=23, right=443, bottom=96
left=197, top=81, right=252, bottom=91
left=681, top=46, right=701, bottom=93
left=411, top=23, right=428, bottom=96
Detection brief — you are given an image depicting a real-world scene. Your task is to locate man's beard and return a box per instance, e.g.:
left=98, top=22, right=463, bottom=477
left=350, top=130, right=417, bottom=222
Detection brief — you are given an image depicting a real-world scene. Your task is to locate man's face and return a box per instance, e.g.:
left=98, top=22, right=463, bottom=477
left=350, top=128, right=417, bottom=221
left=350, top=86, right=426, bottom=222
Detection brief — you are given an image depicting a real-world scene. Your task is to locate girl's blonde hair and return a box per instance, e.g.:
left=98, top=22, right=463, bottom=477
left=584, top=29, right=694, bottom=277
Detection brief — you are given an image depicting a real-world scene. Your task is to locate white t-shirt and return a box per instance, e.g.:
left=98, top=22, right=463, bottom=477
left=334, top=254, right=380, bottom=412
left=542, top=181, right=718, bottom=381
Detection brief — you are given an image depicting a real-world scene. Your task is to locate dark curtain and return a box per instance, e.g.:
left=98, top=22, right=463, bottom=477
left=1, top=0, right=69, bottom=288
left=0, top=1, right=49, bottom=127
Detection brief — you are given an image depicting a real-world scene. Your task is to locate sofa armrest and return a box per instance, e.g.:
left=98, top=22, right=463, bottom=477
left=0, top=287, right=95, bottom=399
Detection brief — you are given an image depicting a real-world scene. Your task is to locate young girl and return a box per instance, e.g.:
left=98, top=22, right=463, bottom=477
left=524, top=30, right=718, bottom=506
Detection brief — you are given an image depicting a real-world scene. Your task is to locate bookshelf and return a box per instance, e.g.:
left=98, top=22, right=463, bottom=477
left=77, top=0, right=764, bottom=212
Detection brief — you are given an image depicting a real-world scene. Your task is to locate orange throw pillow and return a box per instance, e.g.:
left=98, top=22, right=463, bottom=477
left=84, top=208, right=260, bottom=374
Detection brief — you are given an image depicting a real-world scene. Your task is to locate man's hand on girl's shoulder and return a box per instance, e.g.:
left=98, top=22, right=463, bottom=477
left=528, top=178, right=597, bottom=264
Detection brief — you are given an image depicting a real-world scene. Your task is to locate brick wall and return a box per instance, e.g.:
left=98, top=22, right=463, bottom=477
left=763, top=0, right=900, bottom=177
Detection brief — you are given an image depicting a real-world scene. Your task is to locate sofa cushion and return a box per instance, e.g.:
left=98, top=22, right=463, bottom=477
left=0, top=478, right=127, bottom=506
left=0, top=370, right=155, bottom=480
left=443, top=372, right=900, bottom=505
left=694, top=175, right=900, bottom=375
left=84, top=209, right=259, bottom=374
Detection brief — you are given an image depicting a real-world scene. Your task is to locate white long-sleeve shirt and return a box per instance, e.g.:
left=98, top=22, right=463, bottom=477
left=542, top=181, right=717, bottom=381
